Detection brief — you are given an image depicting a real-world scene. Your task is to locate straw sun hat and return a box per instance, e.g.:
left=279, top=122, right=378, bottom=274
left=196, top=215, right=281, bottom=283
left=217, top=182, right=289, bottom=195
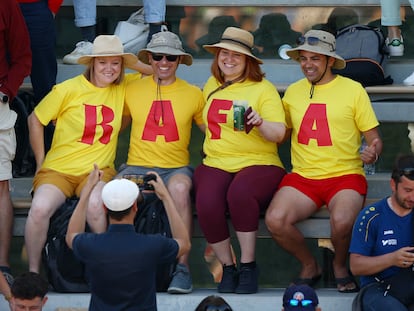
left=203, top=26, right=263, bottom=64
left=77, top=35, right=137, bottom=68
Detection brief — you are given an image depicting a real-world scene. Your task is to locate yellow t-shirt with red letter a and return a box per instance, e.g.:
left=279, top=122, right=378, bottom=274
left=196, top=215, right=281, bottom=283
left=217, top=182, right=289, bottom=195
left=283, top=75, right=379, bottom=179
left=35, top=75, right=128, bottom=175
left=124, top=75, right=204, bottom=168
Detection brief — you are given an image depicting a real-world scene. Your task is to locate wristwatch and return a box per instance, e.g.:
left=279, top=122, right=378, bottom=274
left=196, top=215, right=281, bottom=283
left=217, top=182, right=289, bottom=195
left=0, top=92, right=9, bottom=104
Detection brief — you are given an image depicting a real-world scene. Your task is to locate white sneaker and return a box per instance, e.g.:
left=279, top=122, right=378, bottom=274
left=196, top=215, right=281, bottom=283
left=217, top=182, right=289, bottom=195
left=403, top=71, right=414, bottom=86
left=62, top=41, right=93, bottom=65
left=386, top=36, right=404, bottom=57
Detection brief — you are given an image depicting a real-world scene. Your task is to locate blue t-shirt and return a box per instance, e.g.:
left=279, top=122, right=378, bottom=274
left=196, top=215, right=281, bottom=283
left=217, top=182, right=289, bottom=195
left=73, top=224, right=178, bottom=311
left=350, top=197, right=413, bottom=287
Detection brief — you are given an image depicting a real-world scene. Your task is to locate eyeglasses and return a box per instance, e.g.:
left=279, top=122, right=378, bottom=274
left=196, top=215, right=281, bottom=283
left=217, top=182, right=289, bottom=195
left=289, top=299, right=314, bottom=307
left=399, top=167, right=414, bottom=179
left=204, top=305, right=232, bottom=311
left=297, top=36, right=335, bottom=52
left=151, top=53, right=179, bottom=62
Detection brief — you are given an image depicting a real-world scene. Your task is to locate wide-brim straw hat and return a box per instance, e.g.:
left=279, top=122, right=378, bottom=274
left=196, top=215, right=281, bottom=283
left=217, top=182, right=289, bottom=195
left=77, top=35, right=138, bottom=68
left=286, top=30, right=346, bottom=70
left=203, top=27, right=263, bottom=64
left=138, top=31, right=193, bottom=66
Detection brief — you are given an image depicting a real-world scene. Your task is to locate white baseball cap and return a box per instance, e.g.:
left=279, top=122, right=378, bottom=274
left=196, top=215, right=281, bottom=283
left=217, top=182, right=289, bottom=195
left=101, top=179, right=139, bottom=212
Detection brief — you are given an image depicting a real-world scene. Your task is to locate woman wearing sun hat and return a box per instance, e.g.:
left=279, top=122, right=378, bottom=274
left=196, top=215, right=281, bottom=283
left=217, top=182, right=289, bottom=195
left=193, top=26, right=287, bottom=294
left=25, top=35, right=138, bottom=274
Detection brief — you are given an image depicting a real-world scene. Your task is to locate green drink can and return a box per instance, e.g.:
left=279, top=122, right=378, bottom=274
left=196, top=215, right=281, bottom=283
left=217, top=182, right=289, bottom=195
left=233, top=101, right=246, bottom=131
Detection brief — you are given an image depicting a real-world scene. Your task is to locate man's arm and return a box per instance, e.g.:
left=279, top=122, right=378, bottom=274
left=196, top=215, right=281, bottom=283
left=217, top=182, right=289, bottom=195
left=66, top=164, right=102, bottom=249
left=350, top=246, right=414, bottom=276
left=147, top=172, right=191, bottom=258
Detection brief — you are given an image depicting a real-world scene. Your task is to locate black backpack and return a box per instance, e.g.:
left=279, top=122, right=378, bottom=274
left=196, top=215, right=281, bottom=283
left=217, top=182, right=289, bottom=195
left=42, top=198, right=90, bottom=293
left=134, top=193, right=177, bottom=292
left=333, top=24, right=393, bottom=87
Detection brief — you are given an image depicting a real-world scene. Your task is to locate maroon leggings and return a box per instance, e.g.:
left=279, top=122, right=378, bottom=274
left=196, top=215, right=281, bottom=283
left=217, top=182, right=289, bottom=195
left=193, top=164, right=286, bottom=243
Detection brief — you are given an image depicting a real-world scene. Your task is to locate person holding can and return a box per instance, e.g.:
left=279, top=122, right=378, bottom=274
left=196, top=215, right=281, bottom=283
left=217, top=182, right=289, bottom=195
left=193, top=26, right=287, bottom=294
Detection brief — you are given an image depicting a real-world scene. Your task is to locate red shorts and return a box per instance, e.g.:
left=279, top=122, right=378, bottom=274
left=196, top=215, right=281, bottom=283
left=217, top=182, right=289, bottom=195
left=279, top=173, right=367, bottom=208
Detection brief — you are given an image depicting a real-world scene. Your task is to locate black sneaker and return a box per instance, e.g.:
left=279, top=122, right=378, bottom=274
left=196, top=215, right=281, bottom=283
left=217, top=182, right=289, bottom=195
left=235, top=265, right=259, bottom=294
left=0, top=266, right=13, bottom=287
left=218, top=264, right=238, bottom=293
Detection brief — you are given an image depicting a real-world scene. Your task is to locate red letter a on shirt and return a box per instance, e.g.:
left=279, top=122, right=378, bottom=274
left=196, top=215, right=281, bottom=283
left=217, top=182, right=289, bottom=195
left=297, top=103, right=332, bottom=146
left=142, top=100, right=179, bottom=142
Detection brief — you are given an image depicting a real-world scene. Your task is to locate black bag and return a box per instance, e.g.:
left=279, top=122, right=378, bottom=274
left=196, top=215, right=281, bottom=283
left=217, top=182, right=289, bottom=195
left=42, top=198, right=90, bottom=293
left=378, top=210, right=414, bottom=306
left=381, top=267, right=414, bottom=306
left=134, top=194, right=177, bottom=292
left=333, top=24, right=393, bottom=87
left=10, top=90, right=36, bottom=177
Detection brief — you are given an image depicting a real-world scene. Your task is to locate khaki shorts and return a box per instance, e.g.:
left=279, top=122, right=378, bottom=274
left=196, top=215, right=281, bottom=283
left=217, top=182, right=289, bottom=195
left=33, top=167, right=116, bottom=198
left=0, top=128, right=16, bottom=181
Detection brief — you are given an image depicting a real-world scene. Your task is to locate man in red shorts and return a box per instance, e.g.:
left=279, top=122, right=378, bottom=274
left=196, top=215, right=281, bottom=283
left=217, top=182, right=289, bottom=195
left=265, top=29, right=382, bottom=293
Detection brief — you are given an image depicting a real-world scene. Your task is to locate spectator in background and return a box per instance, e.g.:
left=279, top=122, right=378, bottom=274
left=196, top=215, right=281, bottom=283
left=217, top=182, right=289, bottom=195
left=379, top=0, right=414, bottom=85
left=195, top=295, right=233, bottom=311
left=63, top=0, right=97, bottom=65
left=350, top=154, right=414, bottom=311
left=143, top=0, right=167, bottom=43
left=25, top=35, right=138, bottom=274
left=0, top=0, right=31, bottom=285
left=265, top=29, right=382, bottom=293
left=18, top=0, right=62, bottom=151
left=9, top=272, right=49, bottom=311
left=282, top=284, right=321, bottom=311
left=194, top=27, right=287, bottom=294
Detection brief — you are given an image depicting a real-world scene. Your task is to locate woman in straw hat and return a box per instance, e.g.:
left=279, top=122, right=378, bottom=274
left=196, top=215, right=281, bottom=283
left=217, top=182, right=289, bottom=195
left=193, top=26, right=287, bottom=294
left=25, top=35, right=138, bottom=274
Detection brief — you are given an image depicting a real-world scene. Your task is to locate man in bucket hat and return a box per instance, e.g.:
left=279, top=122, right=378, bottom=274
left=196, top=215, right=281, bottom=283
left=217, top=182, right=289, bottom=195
left=66, top=165, right=190, bottom=310
left=118, top=31, right=204, bottom=294
left=265, top=30, right=382, bottom=293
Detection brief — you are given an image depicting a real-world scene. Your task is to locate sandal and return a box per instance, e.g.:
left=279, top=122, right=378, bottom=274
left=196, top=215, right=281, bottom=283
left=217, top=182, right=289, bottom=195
left=292, top=273, right=322, bottom=288
left=336, top=275, right=360, bottom=293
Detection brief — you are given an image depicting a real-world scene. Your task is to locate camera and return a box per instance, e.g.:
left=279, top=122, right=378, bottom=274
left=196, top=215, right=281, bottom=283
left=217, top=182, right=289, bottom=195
left=123, top=173, right=156, bottom=191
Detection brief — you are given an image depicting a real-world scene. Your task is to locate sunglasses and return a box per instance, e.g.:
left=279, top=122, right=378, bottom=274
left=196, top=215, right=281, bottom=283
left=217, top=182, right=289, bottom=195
left=399, top=167, right=414, bottom=179
left=297, top=36, right=335, bottom=52
left=204, top=305, right=232, bottom=311
left=151, top=53, right=179, bottom=62
left=289, top=299, right=314, bottom=307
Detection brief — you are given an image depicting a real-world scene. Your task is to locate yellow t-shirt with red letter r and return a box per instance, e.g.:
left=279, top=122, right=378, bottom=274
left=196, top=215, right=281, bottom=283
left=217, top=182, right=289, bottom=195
left=283, top=75, right=379, bottom=179
left=35, top=74, right=129, bottom=175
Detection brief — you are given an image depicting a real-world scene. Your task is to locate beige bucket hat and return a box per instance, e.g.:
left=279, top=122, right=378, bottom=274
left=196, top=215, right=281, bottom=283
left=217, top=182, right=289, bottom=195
left=203, top=26, right=263, bottom=64
left=77, top=35, right=138, bottom=68
left=138, top=31, right=193, bottom=66
left=286, top=30, right=346, bottom=70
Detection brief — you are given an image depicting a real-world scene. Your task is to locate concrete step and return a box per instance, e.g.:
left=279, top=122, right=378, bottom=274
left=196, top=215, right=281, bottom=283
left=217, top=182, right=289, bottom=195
left=0, top=288, right=356, bottom=311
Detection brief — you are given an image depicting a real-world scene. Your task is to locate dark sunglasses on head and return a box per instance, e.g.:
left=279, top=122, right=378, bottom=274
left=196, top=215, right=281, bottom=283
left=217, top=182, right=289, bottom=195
left=399, top=167, right=414, bottom=179
left=151, top=53, right=179, bottom=62
left=296, top=36, right=335, bottom=52
left=289, top=299, right=314, bottom=307
left=205, top=304, right=232, bottom=311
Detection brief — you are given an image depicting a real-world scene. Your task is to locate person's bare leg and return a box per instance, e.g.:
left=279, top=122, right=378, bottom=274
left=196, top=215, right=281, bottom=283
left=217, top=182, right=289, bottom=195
left=0, top=180, right=13, bottom=268
left=25, top=184, right=65, bottom=272
left=265, top=187, right=322, bottom=280
left=236, top=231, right=256, bottom=264
left=329, top=189, right=364, bottom=291
left=167, top=174, right=192, bottom=268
